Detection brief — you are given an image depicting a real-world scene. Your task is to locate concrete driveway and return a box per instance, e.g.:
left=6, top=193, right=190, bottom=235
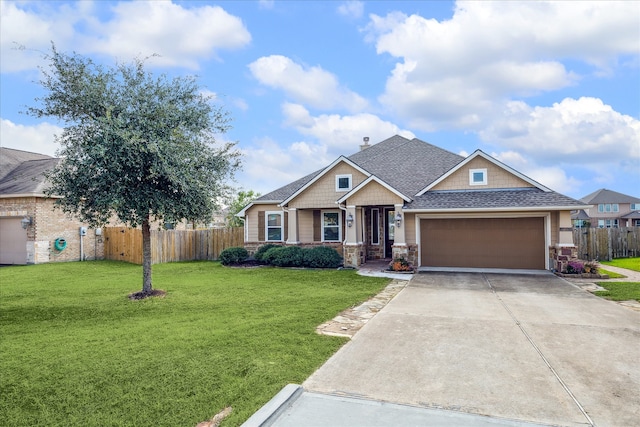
left=301, top=272, right=639, bottom=426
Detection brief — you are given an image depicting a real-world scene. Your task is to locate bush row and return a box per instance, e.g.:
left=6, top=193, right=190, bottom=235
left=219, top=245, right=343, bottom=268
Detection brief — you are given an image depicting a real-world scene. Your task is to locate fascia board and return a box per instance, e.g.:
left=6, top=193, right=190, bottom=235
left=403, top=204, right=593, bottom=213
left=416, top=150, right=552, bottom=196
left=236, top=200, right=281, bottom=217
left=337, top=175, right=411, bottom=204
left=280, top=156, right=371, bottom=206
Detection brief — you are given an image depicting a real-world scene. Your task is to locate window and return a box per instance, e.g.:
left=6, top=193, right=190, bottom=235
left=631, top=203, right=640, bottom=211
left=336, top=174, right=352, bottom=191
left=322, top=211, right=341, bottom=242
left=371, top=208, right=379, bottom=245
left=635, top=219, right=640, bottom=226
left=265, top=211, right=283, bottom=241
left=599, top=219, right=619, bottom=228
left=598, top=203, right=619, bottom=213
left=469, top=168, right=487, bottom=186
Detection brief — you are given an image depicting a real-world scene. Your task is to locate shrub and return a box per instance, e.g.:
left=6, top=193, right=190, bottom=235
left=566, top=260, right=584, bottom=274
left=219, top=247, right=248, bottom=266
left=254, top=243, right=281, bottom=263
left=388, top=257, right=413, bottom=272
left=303, top=246, right=343, bottom=268
left=269, top=246, right=305, bottom=267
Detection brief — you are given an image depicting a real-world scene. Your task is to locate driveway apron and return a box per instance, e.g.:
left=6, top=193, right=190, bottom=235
left=303, top=272, right=640, bottom=427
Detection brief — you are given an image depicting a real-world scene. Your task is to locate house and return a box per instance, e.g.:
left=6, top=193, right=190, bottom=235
left=238, top=135, right=589, bottom=271
left=0, top=147, right=104, bottom=264
left=573, top=188, right=640, bottom=228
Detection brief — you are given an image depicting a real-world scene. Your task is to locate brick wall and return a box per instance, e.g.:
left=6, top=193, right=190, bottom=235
left=0, top=196, right=104, bottom=264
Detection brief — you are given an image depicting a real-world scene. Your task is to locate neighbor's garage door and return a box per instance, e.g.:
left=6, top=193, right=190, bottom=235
left=421, top=217, right=545, bottom=269
left=0, top=218, right=28, bottom=265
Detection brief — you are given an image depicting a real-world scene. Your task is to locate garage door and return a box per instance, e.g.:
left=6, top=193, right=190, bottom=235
left=420, top=217, right=545, bottom=269
left=0, top=218, right=28, bottom=265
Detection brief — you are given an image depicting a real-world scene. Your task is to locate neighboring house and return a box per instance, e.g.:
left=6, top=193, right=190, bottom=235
left=238, top=135, right=588, bottom=271
left=0, top=147, right=104, bottom=264
left=573, top=188, right=640, bottom=228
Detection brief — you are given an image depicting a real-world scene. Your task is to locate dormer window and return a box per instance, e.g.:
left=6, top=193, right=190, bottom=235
left=336, top=174, right=352, bottom=191
left=469, top=168, right=487, bottom=186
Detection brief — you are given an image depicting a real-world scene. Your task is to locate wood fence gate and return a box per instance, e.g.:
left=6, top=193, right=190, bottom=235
left=573, top=227, right=640, bottom=261
left=104, top=227, right=244, bottom=264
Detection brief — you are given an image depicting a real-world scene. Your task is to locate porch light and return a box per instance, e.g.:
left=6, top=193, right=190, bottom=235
left=21, top=216, right=33, bottom=229
left=347, top=213, right=354, bottom=228
left=395, top=213, right=402, bottom=228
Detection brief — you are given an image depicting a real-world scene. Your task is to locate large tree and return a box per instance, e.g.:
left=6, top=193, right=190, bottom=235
left=28, top=45, right=240, bottom=297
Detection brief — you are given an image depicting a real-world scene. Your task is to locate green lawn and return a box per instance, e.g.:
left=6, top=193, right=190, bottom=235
left=598, top=268, right=626, bottom=279
left=600, top=257, right=640, bottom=272
left=0, top=261, right=388, bottom=427
left=594, top=282, right=640, bottom=302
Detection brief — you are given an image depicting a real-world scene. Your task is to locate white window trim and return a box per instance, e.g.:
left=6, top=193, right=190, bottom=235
left=631, top=203, right=640, bottom=211
left=469, top=168, right=487, bottom=186
left=265, top=211, right=284, bottom=242
left=321, top=210, right=342, bottom=242
left=335, top=174, right=352, bottom=192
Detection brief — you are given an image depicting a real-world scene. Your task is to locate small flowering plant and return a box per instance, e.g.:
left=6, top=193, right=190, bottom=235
left=583, top=260, right=599, bottom=274
left=389, top=257, right=414, bottom=272
left=566, top=261, right=584, bottom=274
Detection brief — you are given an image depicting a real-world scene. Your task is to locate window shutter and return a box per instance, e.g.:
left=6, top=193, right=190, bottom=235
left=258, top=211, right=265, bottom=241
left=313, top=210, right=321, bottom=241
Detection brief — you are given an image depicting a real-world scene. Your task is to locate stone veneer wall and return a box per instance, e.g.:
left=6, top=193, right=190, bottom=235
left=549, top=245, right=578, bottom=273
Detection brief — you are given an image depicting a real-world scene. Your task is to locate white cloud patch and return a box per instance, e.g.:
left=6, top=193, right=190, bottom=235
left=367, top=1, right=639, bottom=130
left=248, top=55, right=368, bottom=112
left=337, top=1, right=364, bottom=19
left=1, top=1, right=251, bottom=72
left=91, top=2, right=251, bottom=69
left=482, top=97, right=640, bottom=164
left=1, top=119, right=63, bottom=157
left=281, top=102, right=414, bottom=154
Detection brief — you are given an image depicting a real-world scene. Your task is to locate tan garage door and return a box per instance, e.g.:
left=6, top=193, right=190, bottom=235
left=0, top=218, right=28, bottom=265
left=421, top=217, right=545, bottom=269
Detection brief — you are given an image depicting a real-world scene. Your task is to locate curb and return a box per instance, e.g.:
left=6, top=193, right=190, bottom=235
left=241, top=384, right=303, bottom=427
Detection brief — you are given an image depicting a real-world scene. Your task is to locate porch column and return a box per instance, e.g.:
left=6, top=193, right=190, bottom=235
left=286, top=208, right=299, bottom=244
left=392, top=204, right=408, bottom=260
left=344, top=205, right=358, bottom=244
left=558, top=211, right=574, bottom=246
left=343, top=205, right=362, bottom=268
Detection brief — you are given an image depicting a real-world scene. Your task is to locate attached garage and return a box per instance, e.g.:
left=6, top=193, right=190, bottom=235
left=0, top=217, right=27, bottom=265
left=420, top=217, right=546, bottom=270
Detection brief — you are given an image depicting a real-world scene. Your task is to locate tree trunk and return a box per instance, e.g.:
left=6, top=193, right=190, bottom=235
left=142, top=218, right=153, bottom=294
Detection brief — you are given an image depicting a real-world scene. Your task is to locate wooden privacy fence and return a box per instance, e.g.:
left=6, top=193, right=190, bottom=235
left=104, top=227, right=244, bottom=264
left=573, top=227, right=640, bottom=261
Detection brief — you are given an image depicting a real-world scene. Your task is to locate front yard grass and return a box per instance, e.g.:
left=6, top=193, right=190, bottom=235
left=0, top=261, right=388, bottom=427
left=599, top=257, right=640, bottom=272
left=593, top=282, right=640, bottom=302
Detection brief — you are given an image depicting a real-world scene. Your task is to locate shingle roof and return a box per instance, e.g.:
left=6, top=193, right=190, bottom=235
left=0, top=148, right=59, bottom=195
left=405, top=188, right=587, bottom=210
left=580, top=188, right=640, bottom=204
left=255, top=135, right=463, bottom=203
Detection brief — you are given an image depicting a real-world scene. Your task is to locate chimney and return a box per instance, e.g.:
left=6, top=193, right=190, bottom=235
left=360, top=136, right=370, bottom=151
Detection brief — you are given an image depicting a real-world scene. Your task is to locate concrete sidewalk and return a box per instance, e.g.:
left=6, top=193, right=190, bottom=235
left=243, top=385, right=553, bottom=427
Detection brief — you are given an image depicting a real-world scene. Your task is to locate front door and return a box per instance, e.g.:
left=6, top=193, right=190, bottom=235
left=384, top=208, right=395, bottom=258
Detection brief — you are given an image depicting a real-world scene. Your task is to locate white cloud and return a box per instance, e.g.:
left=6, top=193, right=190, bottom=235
left=0, top=119, right=63, bottom=157
left=481, top=97, right=640, bottom=164
left=90, top=2, right=251, bottom=69
left=248, top=55, right=369, bottom=112
left=281, top=102, right=414, bottom=153
left=367, top=1, right=639, bottom=130
left=337, top=1, right=364, bottom=19
left=1, top=1, right=251, bottom=73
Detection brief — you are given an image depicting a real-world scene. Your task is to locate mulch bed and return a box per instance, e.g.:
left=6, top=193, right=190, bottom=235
left=128, top=289, right=167, bottom=300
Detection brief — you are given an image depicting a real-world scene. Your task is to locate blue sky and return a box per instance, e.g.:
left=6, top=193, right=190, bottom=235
left=1, top=0, right=639, bottom=200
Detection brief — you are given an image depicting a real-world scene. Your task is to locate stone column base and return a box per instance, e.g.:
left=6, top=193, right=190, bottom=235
left=343, top=244, right=364, bottom=268
left=550, top=245, right=578, bottom=273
